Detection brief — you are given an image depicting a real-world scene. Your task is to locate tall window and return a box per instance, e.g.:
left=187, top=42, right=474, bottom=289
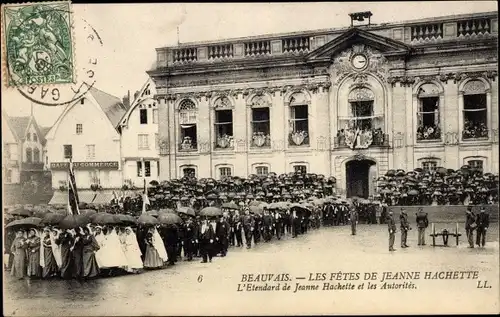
left=33, top=148, right=40, bottom=162
left=86, top=144, right=96, bottom=159
left=26, top=148, right=33, bottom=163
left=462, top=80, right=488, bottom=140
left=179, top=99, right=198, bottom=150
left=289, top=105, right=309, bottom=146
left=251, top=106, right=270, bottom=147
left=294, top=165, right=307, bottom=174
left=138, top=134, right=149, bottom=149
left=468, top=159, right=484, bottom=172
left=219, top=167, right=232, bottom=178
left=26, top=133, right=31, bottom=141
left=215, top=109, right=233, bottom=149
left=63, top=144, right=72, bottom=159
left=256, top=166, right=269, bottom=175
left=76, top=124, right=83, bottom=135
left=157, top=161, right=160, bottom=176
left=422, top=161, right=438, bottom=173
left=33, top=133, right=38, bottom=142
left=140, top=108, right=148, bottom=124
left=4, top=144, right=11, bottom=160
left=89, top=170, right=99, bottom=184
left=152, top=109, right=159, bottom=124
left=137, top=161, right=151, bottom=177
left=183, top=167, right=196, bottom=178
left=417, top=83, right=441, bottom=141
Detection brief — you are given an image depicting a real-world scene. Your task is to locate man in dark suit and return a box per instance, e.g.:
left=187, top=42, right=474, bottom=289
left=216, top=216, right=230, bottom=257
left=349, top=208, right=358, bottom=235
left=400, top=208, right=410, bottom=248
left=199, top=218, right=216, bottom=263
left=387, top=210, right=397, bottom=251
left=475, top=207, right=489, bottom=247
left=465, top=206, right=476, bottom=248
left=416, top=208, right=429, bottom=246
left=242, top=209, right=254, bottom=249
left=262, top=210, right=273, bottom=242
left=274, top=210, right=283, bottom=240
left=232, top=210, right=243, bottom=247
left=183, top=217, right=198, bottom=261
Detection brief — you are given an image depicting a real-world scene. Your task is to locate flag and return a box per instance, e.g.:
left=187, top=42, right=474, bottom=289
left=67, top=160, right=80, bottom=215
left=142, top=177, right=150, bottom=213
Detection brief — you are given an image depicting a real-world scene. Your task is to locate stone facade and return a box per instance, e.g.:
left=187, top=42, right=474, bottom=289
left=148, top=12, right=498, bottom=197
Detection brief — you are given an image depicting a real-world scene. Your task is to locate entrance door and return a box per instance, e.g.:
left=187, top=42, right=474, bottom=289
left=346, top=160, right=375, bottom=198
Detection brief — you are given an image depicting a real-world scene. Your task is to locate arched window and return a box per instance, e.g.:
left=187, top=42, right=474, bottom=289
left=249, top=95, right=271, bottom=148
left=462, top=80, right=488, bottom=140
left=418, top=157, right=441, bottom=173
left=33, top=133, right=38, bottom=142
left=416, top=83, right=441, bottom=141
left=33, top=148, right=40, bottom=162
left=26, top=148, right=33, bottom=163
left=179, top=99, right=198, bottom=151
left=213, top=97, right=234, bottom=149
left=288, top=92, right=309, bottom=146
left=26, top=133, right=31, bottom=141
left=216, top=164, right=233, bottom=180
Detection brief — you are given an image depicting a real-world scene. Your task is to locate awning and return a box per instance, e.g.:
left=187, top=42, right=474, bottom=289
left=92, top=190, right=115, bottom=204
left=79, top=191, right=97, bottom=204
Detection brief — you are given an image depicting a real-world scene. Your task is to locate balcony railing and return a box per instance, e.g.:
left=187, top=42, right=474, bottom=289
left=417, top=125, right=442, bottom=142
left=214, top=136, right=235, bottom=150
left=288, top=131, right=309, bottom=146
left=244, top=40, right=271, bottom=57
left=178, top=141, right=198, bottom=152
left=250, top=134, right=271, bottom=148
left=282, top=36, right=310, bottom=54
left=334, top=132, right=389, bottom=149
left=208, top=44, right=233, bottom=60
left=173, top=48, right=197, bottom=63
left=411, top=23, right=443, bottom=42
left=462, top=128, right=489, bottom=140
left=458, top=19, right=491, bottom=37
left=22, top=162, right=45, bottom=171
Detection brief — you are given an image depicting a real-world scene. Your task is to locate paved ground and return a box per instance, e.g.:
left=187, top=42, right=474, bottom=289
left=3, top=223, right=499, bottom=316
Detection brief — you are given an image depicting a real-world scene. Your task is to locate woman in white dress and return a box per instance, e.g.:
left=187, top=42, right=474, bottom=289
left=105, top=226, right=129, bottom=273
left=122, top=227, right=143, bottom=273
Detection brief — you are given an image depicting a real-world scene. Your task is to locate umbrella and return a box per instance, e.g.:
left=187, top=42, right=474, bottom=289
left=114, top=214, right=137, bottom=225
left=408, top=189, right=419, bottom=196
left=6, top=217, right=42, bottom=230
left=177, top=207, right=196, bottom=216
left=137, top=214, right=159, bottom=226
left=145, top=210, right=160, bottom=217
left=158, top=213, right=183, bottom=225
left=159, top=208, right=176, bottom=214
left=249, top=205, right=262, bottom=214
left=41, top=213, right=66, bottom=226
left=221, top=202, right=239, bottom=210
left=59, top=214, right=90, bottom=229
left=93, top=213, right=117, bottom=225
left=249, top=200, right=262, bottom=207
left=199, top=207, right=222, bottom=217
left=81, top=209, right=97, bottom=216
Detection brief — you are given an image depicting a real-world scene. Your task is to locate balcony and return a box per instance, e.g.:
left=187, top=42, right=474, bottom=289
left=178, top=141, right=198, bottom=152
left=22, top=162, right=45, bottom=171
left=411, top=23, right=443, bottom=43
left=333, top=131, right=389, bottom=149
left=462, top=127, right=489, bottom=141
left=288, top=131, right=309, bottom=147
left=214, top=136, right=235, bottom=150
left=250, top=133, right=271, bottom=148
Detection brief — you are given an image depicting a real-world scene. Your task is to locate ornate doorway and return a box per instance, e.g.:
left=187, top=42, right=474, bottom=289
left=345, top=159, right=376, bottom=198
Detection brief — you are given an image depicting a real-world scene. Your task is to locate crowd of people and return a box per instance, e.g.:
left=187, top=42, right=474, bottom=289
left=462, top=120, right=488, bottom=139
left=376, top=165, right=498, bottom=206
left=416, top=124, right=441, bottom=140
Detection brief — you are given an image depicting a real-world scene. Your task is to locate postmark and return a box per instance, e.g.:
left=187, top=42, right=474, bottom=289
left=3, top=2, right=74, bottom=87
left=2, top=2, right=104, bottom=106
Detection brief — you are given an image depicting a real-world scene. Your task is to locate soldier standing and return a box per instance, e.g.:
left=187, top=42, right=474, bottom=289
left=475, top=207, right=489, bottom=247
left=349, top=207, right=358, bottom=235
left=416, top=208, right=429, bottom=246
left=199, top=218, right=215, bottom=263
left=465, top=206, right=476, bottom=248
left=399, top=208, right=410, bottom=248
left=387, top=210, right=397, bottom=251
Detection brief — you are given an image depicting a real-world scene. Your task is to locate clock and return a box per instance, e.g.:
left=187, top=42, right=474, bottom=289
left=352, top=54, right=368, bottom=70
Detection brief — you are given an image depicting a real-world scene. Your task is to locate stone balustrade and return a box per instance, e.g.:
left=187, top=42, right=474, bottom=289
left=155, top=12, right=497, bottom=68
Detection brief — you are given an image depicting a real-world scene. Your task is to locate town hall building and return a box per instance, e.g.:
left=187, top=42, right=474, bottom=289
left=148, top=11, right=498, bottom=198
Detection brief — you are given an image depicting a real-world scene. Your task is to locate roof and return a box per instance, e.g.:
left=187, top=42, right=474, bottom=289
left=39, top=126, right=51, bottom=138
left=88, top=87, right=128, bottom=128
left=8, top=116, right=31, bottom=141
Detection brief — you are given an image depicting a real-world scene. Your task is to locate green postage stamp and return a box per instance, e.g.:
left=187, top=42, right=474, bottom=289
left=2, top=2, right=74, bottom=87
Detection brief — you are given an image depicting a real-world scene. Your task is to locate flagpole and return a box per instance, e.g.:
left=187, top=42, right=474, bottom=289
left=142, top=157, right=148, bottom=214
left=67, top=158, right=72, bottom=216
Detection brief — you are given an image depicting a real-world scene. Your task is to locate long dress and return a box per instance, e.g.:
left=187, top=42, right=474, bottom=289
left=143, top=233, right=164, bottom=269
left=72, top=236, right=84, bottom=279
left=123, top=230, right=143, bottom=271
left=82, top=234, right=100, bottom=278
left=55, top=232, right=74, bottom=279
left=94, top=233, right=106, bottom=268
left=41, top=235, right=59, bottom=278
left=50, top=231, right=62, bottom=268
left=26, top=237, right=42, bottom=278
left=10, top=237, right=28, bottom=279
left=99, top=230, right=128, bottom=269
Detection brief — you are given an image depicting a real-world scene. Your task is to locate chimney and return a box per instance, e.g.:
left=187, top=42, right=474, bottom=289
left=122, top=94, right=130, bottom=108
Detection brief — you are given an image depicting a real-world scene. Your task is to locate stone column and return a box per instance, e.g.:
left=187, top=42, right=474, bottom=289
left=158, top=97, right=171, bottom=181
left=391, top=82, right=407, bottom=170
left=197, top=96, right=212, bottom=178
left=443, top=80, right=460, bottom=169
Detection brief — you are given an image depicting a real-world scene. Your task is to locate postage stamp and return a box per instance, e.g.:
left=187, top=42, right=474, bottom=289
left=2, top=1, right=74, bottom=87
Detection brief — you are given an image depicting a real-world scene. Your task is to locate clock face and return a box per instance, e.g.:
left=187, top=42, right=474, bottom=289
left=352, top=54, right=368, bottom=69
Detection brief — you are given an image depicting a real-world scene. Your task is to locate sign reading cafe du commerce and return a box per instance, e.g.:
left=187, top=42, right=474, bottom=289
left=50, top=161, right=120, bottom=170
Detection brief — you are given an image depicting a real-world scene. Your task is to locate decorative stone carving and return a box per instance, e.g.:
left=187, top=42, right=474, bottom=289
left=348, top=87, right=375, bottom=102
left=463, top=80, right=486, bottom=94
left=353, top=152, right=367, bottom=161
left=289, top=91, right=309, bottom=104
left=213, top=96, right=233, bottom=109
left=333, top=45, right=389, bottom=85
left=417, top=83, right=440, bottom=97
left=179, top=99, right=196, bottom=110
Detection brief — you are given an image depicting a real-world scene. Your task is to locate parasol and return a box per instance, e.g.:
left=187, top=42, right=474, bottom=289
left=159, top=208, right=176, bottom=214
left=145, top=210, right=160, bottom=217
left=408, top=189, right=419, bottom=196
left=221, top=202, right=239, bottom=210
left=41, top=213, right=66, bottom=226
left=158, top=213, right=183, bottom=225
left=6, top=217, right=42, bottom=230
left=249, top=205, right=263, bottom=214
left=199, top=207, right=222, bottom=217
left=177, top=207, right=196, bottom=216
left=137, top=214, right=159, bottom=226
left=8, top=207, right=33, bottom=217
left=59, top=214, right=90, bottom=229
